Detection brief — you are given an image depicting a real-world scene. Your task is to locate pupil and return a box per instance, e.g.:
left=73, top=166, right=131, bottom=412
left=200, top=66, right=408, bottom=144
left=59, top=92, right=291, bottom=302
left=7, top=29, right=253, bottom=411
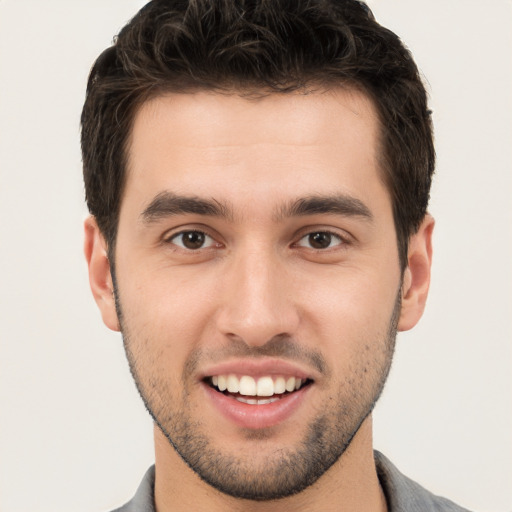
left=309, top=232, right=331, bottom=249
left=183, top=231, right=205, bottom=249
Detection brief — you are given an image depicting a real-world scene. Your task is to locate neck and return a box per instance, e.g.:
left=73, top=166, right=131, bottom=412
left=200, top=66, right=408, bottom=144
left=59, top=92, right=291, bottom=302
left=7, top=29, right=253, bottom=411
left=153, top=415, right=387, bottom=512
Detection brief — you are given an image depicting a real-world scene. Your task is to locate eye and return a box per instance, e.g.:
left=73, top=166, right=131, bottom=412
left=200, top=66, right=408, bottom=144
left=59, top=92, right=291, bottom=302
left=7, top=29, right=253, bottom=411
left=296, top=231, right=344, bottom=250
left=168, top=230, right=216, bottom=250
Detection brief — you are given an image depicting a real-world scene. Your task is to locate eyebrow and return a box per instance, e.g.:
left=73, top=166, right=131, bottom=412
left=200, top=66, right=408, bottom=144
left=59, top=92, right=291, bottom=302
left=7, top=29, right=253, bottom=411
left=140, top=192, right=233, bottom=223
left=140, top=191, right=373, bottom=224
left=275, top=194, right=373, bottom=222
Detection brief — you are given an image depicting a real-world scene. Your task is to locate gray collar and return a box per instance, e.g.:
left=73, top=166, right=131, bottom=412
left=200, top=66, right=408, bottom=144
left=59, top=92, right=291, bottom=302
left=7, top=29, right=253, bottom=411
left=374, top=451, right=471, bottom=512
left=111, top=451, right=471, bottom=512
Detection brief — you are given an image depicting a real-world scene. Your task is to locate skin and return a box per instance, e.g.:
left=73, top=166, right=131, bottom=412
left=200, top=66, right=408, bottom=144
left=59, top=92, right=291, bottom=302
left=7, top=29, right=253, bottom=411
left=85, top=88, right=433, bottom=511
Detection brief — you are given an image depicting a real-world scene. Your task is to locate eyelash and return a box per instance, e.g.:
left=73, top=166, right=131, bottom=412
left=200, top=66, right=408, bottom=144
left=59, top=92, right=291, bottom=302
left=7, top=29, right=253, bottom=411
left=164, top=228, right=350, bottom=252
left=165, top=230, right=219, bottom=250
left=294, top=230, right=348, bottom=251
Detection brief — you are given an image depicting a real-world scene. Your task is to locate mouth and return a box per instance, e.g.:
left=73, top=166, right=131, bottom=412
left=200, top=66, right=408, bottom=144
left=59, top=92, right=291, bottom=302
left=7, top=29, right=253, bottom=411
left=202, top=372, right=314, bottom=429
left=200, top=359, right=316, bottom=429
left=205, top=374, right=313, bottom=405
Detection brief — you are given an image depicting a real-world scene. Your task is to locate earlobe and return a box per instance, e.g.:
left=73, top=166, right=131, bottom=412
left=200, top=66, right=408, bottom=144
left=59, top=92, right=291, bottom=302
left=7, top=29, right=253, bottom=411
left=398, top=214, right=435, bottom=332
left=84, top=216, right=120, bottom=332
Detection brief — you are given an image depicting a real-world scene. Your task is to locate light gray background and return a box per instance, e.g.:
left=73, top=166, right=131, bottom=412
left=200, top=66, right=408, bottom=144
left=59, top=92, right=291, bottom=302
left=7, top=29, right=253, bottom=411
left=0, top=1, right=510, bottom=511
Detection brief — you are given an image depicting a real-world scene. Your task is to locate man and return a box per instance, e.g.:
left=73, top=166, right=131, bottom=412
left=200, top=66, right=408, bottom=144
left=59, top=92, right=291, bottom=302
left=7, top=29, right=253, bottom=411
left=81, top=1, right=470, bottom=510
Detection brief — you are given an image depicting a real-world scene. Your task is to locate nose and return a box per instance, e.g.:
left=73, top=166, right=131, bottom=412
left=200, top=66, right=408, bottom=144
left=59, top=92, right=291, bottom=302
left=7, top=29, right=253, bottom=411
left=215, top=246, right=300, bottom=347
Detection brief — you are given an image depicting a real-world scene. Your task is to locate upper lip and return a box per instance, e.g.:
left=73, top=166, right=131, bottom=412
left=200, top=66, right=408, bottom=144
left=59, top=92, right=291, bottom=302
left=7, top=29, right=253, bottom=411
left=199, top=357, right=317, bottom=381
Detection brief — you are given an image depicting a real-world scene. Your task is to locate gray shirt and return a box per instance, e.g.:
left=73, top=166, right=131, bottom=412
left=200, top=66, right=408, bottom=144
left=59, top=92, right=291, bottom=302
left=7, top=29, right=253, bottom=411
left=111, top=451, right=472, bottom=511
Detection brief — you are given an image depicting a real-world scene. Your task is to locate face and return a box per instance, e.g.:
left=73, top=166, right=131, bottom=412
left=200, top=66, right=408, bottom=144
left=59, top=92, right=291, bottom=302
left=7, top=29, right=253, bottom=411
left=110, top=89, right=404, bottom=499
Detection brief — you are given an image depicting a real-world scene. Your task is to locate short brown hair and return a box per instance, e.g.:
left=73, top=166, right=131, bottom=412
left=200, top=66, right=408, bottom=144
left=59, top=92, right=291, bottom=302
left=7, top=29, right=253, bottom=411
left=81, top=0, right=435, bottom=268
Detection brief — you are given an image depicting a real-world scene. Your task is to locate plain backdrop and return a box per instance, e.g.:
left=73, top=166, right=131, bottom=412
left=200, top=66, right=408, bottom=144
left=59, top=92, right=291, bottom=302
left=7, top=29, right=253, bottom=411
left=0, top=1, right=510, bottom=511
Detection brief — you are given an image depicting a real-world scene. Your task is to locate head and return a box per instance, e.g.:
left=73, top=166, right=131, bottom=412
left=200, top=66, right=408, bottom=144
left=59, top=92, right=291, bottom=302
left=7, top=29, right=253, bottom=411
left=81, top=0, right=434, bottom=271
left=82, top=0, right=435, bottom=503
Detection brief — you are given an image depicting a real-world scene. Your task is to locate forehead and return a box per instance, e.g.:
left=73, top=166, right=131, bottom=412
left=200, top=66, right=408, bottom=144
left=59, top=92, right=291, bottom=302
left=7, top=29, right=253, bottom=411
left=123, top=88, right=386, bottom=215
left=129, top=87, right=380, bottom=152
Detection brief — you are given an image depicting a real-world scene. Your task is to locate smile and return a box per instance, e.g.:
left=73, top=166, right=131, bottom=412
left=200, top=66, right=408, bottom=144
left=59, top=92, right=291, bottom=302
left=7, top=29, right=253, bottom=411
left=204, top=373, right=313, bottom=426
left=208, top=374, right=309, bottom=403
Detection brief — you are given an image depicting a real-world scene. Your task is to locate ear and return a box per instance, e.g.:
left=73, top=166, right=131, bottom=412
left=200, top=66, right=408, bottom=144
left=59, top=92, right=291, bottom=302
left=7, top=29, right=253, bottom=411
left=398, top=214, right=435, bottom=332
left=84, top=216, right=120, bottom=332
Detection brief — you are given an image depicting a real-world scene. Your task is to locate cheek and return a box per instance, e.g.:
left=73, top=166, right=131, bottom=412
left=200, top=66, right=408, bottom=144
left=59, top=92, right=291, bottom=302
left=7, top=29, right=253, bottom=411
left=116, top=265, right=220, bottom=366
left=300, top=265, right=399, bottom=332
left=296, top=264, right=399, bottom=386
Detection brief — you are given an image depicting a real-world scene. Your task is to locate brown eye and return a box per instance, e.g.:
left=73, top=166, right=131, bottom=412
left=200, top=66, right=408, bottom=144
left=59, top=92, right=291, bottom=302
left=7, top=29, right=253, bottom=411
left=309, top=232, right=332, bottom=249
left=297, top=231, right=343, bottom=250
left=170, top=230, right=214, bottom=250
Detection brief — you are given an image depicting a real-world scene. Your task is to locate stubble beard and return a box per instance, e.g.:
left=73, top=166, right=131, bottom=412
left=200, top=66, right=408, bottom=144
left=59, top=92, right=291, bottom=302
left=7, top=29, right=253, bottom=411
left=115, top=287, right=399, bottom=501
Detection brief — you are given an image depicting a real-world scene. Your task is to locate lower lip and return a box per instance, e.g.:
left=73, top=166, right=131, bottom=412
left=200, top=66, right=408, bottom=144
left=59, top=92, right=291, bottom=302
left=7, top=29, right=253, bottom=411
left=203, top=383, right=311, bottom=430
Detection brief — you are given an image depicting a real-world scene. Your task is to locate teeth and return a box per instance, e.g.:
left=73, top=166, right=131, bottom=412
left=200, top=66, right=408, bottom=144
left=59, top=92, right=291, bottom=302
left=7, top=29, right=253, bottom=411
left=227, top=374, right=239, bottom=393
left=210, top=374, right=307, bottom=397
left=217, top=375, right=227, bottom=391
left=235, top=396, right=280, bottom=405
left=239, top=376, right=257, bottom=396
left=256, top=376, right=274, bottom=396
left=274, top=377, right=286, bottom=394
left=285, top=377, right=296, bottom=392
